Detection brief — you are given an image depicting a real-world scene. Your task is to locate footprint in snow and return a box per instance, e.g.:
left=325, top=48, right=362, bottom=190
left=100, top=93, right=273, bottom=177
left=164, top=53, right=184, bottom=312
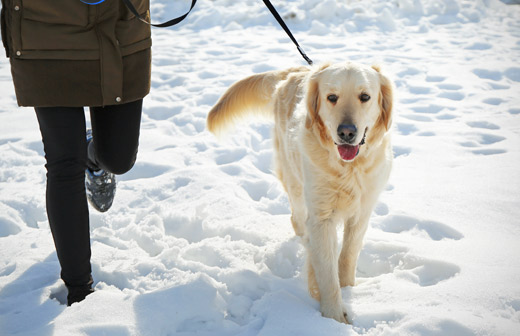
left=214, top=148, right=247, bottom=165
left=264, top=238, right=304, bottom=279
left=198, top=71, right=219, bottom=79
left=145, top=105, right=182, bottom=121
left=459, top=131, right=507, bottom=156
left=357, top=241, right=409, bottom=278
left=408, top=85, right=431, bottom=94
left=0, top=263, right=16, bottom=277
left=357, top=241, right=461, bottom=287
left=487, top=82, right=510, bottom=90
left=396, top=122, right=418, bottom=136
left=464, top=42, right=492, bottom=50
left=393, top=146, right=411, bottom=158
left=482, top=97, right=504, bottom=105
left=352, top=310, right=405, bottom=333
left=437, top=91, right=465, bottom=101
left=0, top=137, right=22, bottom=146
left=219, top=163, right=242, bottom=177
left=505, top=299, right=520, bottom=312
left=425, top=75, right=446, bottom=83
left=0, top=205, right=22, bottom=237
left=472, top=68, right=502, bottom=81
left=117, top=161, right=171, bottom=181
left=49, top=284, right=68, bottom=305
left=252, top=152, right=273, bottom=174
left=401, top=114, right=433, bottom=122
left=466, top=121, right=500, bottom=130
left=403, top=318, right=475, bottom=336
left=395, top=255, right=461, bottom=287
left=397, top=67, right=422, bottom=78
left=436, top=113, right=457, bottom=120
left=471, top=148, right=507, bottom=156
left=504, top=67, right=520, bottom=82
left=240, top=179, right=279, bottom=202
left=411, top=104, right=445, bottom=114
left=374, top=202, right=389, bottom=216
left=436, top=83, right=462, bottom=90
left=374, top=214, right=464, bottom=241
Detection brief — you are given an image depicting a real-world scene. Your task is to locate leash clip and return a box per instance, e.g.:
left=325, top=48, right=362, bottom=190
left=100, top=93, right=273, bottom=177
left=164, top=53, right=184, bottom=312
left=263, top=0, right=314, bottom=66
left=297, top=46, right=313, bottom=66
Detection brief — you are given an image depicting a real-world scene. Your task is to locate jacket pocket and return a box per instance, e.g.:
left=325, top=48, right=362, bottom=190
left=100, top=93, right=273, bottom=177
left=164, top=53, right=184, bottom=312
left=117, top=0, right=151, bottom=56
left=22, top=0, right=89, bottom=27
left=19, top=1, right=97, bottom=53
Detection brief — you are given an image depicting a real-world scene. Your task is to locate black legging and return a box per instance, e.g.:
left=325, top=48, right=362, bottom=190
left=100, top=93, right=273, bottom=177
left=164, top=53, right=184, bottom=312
left=35, top=99, right=142, bottom=286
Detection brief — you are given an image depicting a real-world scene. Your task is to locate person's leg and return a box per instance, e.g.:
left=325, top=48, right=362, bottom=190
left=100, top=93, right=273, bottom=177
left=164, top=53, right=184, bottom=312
left=35, top=107, right=93, bottom=302
left=88, top=99, right=143, bottom=175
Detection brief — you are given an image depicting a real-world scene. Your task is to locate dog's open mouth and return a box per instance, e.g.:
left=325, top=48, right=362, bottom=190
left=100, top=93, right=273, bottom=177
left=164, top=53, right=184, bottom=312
left=337, top=144, right=360, bottom=161
left=336, top=128, right=367, bottom=161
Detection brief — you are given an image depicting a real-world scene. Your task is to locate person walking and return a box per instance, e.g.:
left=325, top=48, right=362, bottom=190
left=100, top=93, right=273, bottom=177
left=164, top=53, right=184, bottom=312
left=1, top=0, right=151, bottom=305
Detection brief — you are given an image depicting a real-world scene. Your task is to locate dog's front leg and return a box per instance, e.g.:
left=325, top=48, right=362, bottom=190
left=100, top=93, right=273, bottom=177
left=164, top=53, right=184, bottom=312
left=305, top=217, right=348, bottom=324
left=339, top=215, right=370, bottom=287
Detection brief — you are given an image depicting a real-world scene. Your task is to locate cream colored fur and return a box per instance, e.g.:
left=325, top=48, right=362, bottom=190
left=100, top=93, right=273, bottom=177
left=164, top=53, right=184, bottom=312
left=207, top=62, right=394, bottom=324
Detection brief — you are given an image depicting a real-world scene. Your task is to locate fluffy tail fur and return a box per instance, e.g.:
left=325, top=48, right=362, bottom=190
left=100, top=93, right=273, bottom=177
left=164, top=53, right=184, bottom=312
left=207, top=67, right=305, bottom=136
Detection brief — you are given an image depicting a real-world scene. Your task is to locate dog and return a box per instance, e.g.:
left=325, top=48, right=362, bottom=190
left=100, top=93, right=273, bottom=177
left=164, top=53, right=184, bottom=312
left=207, top=62, right=394, bottom=324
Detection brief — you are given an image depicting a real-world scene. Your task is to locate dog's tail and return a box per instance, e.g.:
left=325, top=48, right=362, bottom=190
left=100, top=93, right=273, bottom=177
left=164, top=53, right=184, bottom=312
left=207, top=67, right=305, bottom=136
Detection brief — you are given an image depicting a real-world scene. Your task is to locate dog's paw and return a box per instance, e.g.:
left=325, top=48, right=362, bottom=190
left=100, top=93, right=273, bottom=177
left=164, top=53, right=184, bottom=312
left=320, top=302, right=349, bottom=324
left=339, top=275, right=355, bottom=288
left=309, top=285, right=321, bottom=300
left=307, top=264, right=321, bottom=300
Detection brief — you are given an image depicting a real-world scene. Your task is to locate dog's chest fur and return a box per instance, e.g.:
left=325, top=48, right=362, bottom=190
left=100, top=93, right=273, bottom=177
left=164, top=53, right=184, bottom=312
left=272, top=69, right=391, bottom=224
left=299, top=122, right=391, bottom=223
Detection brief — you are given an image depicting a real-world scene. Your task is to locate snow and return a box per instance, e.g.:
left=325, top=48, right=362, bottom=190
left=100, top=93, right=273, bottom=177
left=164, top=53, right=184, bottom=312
left=1, top=0, right=520, bottom=335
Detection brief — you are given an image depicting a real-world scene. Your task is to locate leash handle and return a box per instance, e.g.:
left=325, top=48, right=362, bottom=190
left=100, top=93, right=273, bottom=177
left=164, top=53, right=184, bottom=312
left=121, top=0, right=197, bottom=28
left=262, top=0, right=313, bottom=65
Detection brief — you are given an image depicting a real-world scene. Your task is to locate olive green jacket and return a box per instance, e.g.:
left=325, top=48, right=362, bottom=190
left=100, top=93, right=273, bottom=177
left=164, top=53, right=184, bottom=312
left=1, top=0, right=151, bottom=107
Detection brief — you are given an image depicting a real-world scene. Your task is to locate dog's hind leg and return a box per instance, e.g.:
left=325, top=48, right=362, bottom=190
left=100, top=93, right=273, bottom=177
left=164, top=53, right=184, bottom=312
left=338, top=215, right=370, bottom=287
left=291, top=215, right=305, bottom=237
left=307, top=259, right=320, bottom=300
left=274, top=150, right=306, bottom=237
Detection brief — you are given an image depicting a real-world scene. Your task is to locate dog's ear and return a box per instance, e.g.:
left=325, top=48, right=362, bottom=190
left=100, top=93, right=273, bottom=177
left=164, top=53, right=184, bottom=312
left=372, top=65, right=394, bottom=131
left=305, top=76, right=320, bottom=129
left=305, top=63, right=330, bottom=129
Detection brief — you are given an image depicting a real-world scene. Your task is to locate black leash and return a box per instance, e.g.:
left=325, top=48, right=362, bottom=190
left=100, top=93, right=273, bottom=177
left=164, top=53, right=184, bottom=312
left=262, top=0, right=313, bottom=65
left=121, top=0, right=197, bottom=28
left=122, top=0, right=313, bottom=65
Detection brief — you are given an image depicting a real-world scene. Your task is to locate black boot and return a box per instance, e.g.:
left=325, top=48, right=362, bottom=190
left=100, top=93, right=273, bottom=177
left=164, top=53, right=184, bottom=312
left=85, top=129, right=116, bottom=212
left=66, top=276, right=94, bottom=306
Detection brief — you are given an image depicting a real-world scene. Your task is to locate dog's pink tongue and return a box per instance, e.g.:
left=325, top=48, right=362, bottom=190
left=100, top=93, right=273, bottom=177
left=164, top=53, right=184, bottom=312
left=337, top=144, right=359, bottom=161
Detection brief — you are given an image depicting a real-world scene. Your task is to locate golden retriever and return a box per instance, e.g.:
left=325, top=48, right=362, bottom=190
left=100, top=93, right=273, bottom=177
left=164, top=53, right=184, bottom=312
left=207, top=62, right=394, bottom=324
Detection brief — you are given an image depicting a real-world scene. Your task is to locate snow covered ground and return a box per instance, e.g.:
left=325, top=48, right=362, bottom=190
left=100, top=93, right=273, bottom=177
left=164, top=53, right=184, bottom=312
left=1, top=0, right=520, bottom=335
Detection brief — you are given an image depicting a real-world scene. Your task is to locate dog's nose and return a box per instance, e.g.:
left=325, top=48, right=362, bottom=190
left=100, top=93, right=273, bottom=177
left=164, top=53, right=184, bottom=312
left=337, top=124, right=357, bottom=143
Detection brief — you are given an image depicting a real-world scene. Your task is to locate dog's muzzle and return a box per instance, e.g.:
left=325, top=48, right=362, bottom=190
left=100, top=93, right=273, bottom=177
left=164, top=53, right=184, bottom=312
left=336, top=128, right=367, bottom=161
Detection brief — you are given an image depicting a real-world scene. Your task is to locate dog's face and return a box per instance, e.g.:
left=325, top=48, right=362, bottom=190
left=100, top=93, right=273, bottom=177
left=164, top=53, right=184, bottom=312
left=306, top=62, right=393, bottom=162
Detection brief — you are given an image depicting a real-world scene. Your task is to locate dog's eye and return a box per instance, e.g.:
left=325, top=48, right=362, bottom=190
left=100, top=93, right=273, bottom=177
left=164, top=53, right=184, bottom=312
left=359, top=93, right=371, bottom=103
left=327, top=94, right=338, bottom=104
